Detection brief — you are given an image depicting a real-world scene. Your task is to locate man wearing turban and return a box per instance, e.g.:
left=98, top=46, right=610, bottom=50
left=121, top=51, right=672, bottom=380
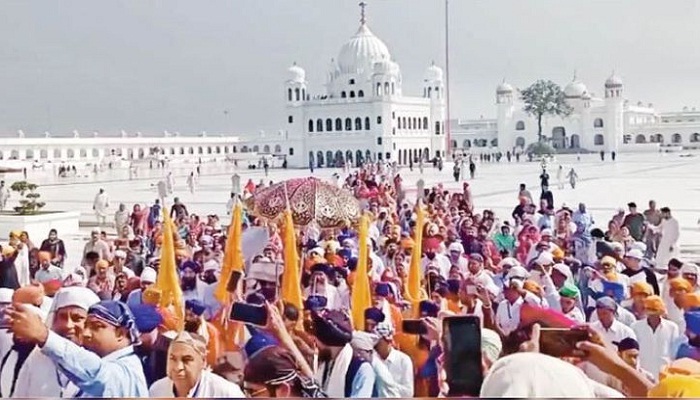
left=373, top=322, right=414, bottom=397
left=7, top=299, right=148, bottom=397
left=34, top=251, right=63, bottom=284
left=631, top=295, right=682, bottom=377
left=184, top=299, right=221, bottom=367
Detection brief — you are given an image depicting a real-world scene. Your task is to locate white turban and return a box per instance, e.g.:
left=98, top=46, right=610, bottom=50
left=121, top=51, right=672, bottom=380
left=480, top=353, right=598, bottom=398
left=46, top=287, right=100, bottom=327
left=481, top=328, right=502, bottom=364
left=140, top=267, right=158, bottom=283
left=351, top=331, right=379, bottom=351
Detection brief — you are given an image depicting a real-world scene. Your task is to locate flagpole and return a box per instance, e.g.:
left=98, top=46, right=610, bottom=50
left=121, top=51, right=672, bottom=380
left=445, top=0, right=452, bottom=158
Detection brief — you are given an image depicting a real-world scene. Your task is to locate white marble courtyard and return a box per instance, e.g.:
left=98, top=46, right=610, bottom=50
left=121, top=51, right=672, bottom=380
left=3, top=151, right=700, bottom=262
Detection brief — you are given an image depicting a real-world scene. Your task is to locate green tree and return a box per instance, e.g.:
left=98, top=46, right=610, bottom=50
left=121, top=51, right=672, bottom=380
left=521, top=80, right=573, bottom=143
left=10, top=181, right=45, bottom=215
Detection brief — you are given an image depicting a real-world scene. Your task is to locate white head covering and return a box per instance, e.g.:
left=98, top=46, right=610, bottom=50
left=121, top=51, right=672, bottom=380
left=202, top=259, right=219, bottom=273
left=350, top=331, right=379, bottom=351
left=448, top=242, right=464, bottom=254
left=481, top=328, right=502, bottom=364
left=480, top=353, right=597, bottom=398
left=0, top=288, right=13, bottom=303
left=46, top=287, right=100, bottom=327
left=140, top=267, right=158, bottom=283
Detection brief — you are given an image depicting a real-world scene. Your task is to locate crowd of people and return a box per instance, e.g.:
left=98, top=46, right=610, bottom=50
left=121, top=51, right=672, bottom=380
left=0, top=159, right=698, bottom=398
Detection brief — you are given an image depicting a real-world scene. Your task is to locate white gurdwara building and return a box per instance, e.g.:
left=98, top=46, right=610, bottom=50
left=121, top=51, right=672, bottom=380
left=242, top=10, right=447, bottom=169
left=451, top=73, right=700, bottom=155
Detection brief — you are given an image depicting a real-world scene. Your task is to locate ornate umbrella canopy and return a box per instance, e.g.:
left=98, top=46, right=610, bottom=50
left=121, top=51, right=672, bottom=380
left=246, top=177, right=360, bottom=228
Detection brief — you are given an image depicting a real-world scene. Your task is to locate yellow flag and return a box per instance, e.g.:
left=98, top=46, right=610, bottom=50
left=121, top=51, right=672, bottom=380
left=281, top=210, right=303, bottom=311
left=351, top=213, right=372, bottom=331
left=216, top=199, right=244, bottom=303
left=155, top=207, right=184, bottom=331
left=407, top=200, right=424, bottom=305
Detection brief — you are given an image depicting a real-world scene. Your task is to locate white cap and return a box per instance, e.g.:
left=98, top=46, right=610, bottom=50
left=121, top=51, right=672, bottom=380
left=625, top=248, right=644, bottom=260
left=630, top=241, right=647, bottom=253
left=681, top=263, right=700, bottom=275
left=0, top=288, right=14, bottom=303
left=203, top=259, right=219, bottom=272
left=540, top=229, right=553, bottom=237
left=308, top=247, right=324, bottom=256
left=448, top=242, right=464, bottom=254
left=246, top=261, right=284, bottom=283
left=50, top=287, right=100, bottom=313
left=535, top=252, right=554, bottom=265
left=506, top=266, right=530, bottom=280
left=114, top=249, right=127, bottom=259
left=498, top=257, right=521, bottom=270
left=552, top=263, right=572, bottom=281
left=140, top=267, right=157, bottom=283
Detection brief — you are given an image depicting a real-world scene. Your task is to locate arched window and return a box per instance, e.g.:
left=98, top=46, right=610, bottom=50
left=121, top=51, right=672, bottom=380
left=594, top=134, right=604, bottom=145
left=364, top=117, right=370, bottom=130
left=423, top=117, right=428, bottom=130
left=413, top=117, right=417, bottom=129
left=402, top=117, right=407, bottom=129
left=289, top=147, right=294, bottom=155
left=462, top=139, right=471, bottom=148
left=253, top=145, right=259, bottom=152
left=594, top=118, right=604, bottom=128
left=341, top=91, right=347, bottom=98
left=408, top=118, right=412, bottom=129
left=355, top=117, right=362, bottom=130
left=308, top=119, right=314, bottom=132
left=515, top=121, right=525, bottom=130
left=384, top=82, right=390, bottom=94
left=358, top=90, right=364, bottom=98
left=691, top=133, right=700, bottom=142
left=335, top=118, right=342, bottom=131
left=428, top=87, right=432, bottom=97
left=263, top=145, right=270, bottom=153
left=398, top=118, right=402, bottom=129
left=391, top=82, right=395, bottom=94
left=376, top=82, right=381, bottom=96
left=491, top=138, right=498, bottom=147
left=350, top=91, right=355, bottom=98
left=672, top=133, right=682, bottom=144
left=241, top=146, right=248, bottom=152
left=345, top=118, right=352, bottom=131
left=317, top=119, right=323, bottom=132
left=435, top=121, right=441, bottom=135
left=302, top=89, right=306, bottom=100
left=635, top=134, right=646, bottom=143
left=294, top=88, right=300, bottom=101
left=287, top=88, right=292, bottom=101
left=326, top=119, right=333, bottom=132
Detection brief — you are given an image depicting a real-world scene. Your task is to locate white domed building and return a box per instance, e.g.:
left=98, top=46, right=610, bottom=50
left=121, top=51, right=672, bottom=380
left=451, top=71, right=700, bottom=155
left=244, top=7, right=446, bottom=169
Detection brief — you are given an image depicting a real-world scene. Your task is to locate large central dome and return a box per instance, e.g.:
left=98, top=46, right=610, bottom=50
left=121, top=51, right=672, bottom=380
left=337, top=23, right=391, bottom=75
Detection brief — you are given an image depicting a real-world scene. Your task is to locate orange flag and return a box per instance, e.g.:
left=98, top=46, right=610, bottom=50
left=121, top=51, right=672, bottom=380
left=407, top=200, right=424, bottom=306
left=281, top=209, right=303, bottom=311
left=215, top=198, right=244, bottom=304
left=155, top=207, right=184, bottom=331
left=351, top=213, right=372, bottom=331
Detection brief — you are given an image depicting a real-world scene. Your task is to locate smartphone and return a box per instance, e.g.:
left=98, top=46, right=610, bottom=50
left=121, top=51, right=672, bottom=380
left=442, top=316, right=482, bottom=397
left=0, top=304, right=10, bottom=330
left=229, top=302, right=268, bottom=326
left=401, top=319, right=427, bottom=335
left=539, top=328, right=590, bottom=358
left=465, top=285, right=478, bottom=295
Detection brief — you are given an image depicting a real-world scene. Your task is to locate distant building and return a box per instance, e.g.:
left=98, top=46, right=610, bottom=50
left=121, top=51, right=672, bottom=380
left=238, top=4, right=446, bottom=168
left=450, top=73, right=700, bottom=155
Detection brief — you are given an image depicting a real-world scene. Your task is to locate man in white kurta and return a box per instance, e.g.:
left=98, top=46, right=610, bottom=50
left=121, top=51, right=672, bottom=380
left=13, top=287, right=100, bottom=398
left=590, top=297, right=637, bottom=347
left=0, top=181, right=10, bottom=211
left=630, top=296, right=682, bottom=378
left=92, top=188, right=109, bottom=226
left=651, top=208, right=680, bottom=271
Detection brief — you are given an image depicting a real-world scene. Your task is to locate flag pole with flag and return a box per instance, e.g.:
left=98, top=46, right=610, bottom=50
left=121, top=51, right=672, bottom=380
left=155, top=206, right=184, bottom=331
left=407, top=199, right=425, bottom=315
left=281, top=209, right=303, bottom=312
left=351, top=213, right=372, bottom=331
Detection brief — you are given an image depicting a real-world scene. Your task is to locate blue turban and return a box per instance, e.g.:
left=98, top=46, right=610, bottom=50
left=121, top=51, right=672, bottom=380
left=347, top=257, right=358, bottom=272
left=375, top=283, right=390, bottom=297
left=244, top=330, right=279, bottom=359
left=685, top=311, right=700, bottom=335
left=335, top=267, right=349, bottom=279
left=337, top=248, right=352, bottom=261
left=419, top=300, right=440, bottom=317
left=180, top=260, right=201, bottom=273
left=129, top=304, right=163, bottom=333
left=88, top=300, right=140, bottom=344
left=185, top=299, right=207, bottom=316
left=304, top=240, right=317, bottom=251
left=311, top=309, right=353, bottom=347
left=304, top=295, right=328, bottom=311
left=447, top=279, right=461, bottom=295
left=364, top=307, right=385, bottom=323
left=310, top=263, right=331, bottom=276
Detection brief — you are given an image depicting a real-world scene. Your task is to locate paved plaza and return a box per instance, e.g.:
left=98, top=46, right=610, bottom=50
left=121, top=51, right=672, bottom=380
left=4, top=151, right=700, bottom=263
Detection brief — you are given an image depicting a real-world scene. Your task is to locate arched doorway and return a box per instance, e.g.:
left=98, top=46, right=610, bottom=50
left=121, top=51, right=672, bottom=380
left=308, top=151, right=314, bottom=167
left=515, top=137, right=526, bottom=149
left=345, top=150, right=353, bottom=167
left=334, top=150, right=344, bottom=166
left=356, top=150, right=364, bottom=165
left=635, top=134, right=646, bottom=143
left=570, top=134, right=581, bottom=149
left=325, top=151, right=333, bottom=167
left=316, top=151, right=324, bottom=167
left=365, top=150, right=372, bottom=162
left=422, top=148, right=429, bottom=160
left=551, top=127, right=566, bottom=149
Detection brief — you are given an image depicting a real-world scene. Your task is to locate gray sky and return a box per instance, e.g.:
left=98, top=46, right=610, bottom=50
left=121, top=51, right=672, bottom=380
left=1, top=0, right=699, bottom=136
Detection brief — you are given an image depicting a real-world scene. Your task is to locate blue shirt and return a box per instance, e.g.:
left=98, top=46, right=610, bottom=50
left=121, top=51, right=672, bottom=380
left=40, top=331, right=148, bottom=397
left=350, top=362, right=376, bottom=398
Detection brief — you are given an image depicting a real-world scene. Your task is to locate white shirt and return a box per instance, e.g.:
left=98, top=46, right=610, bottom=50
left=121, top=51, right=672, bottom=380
left=565, top=307, right=586, bottom=324
left=590, top=319, right=637, bottom=347
left=496, top=297, right=524, bottom=336
left=149, top=370, right=244, bottom=398
left=378, top=348, right=414, bottom=398
left=631, top=318, right=682, bottom=377
left=421, top=254, right=451, bottom=279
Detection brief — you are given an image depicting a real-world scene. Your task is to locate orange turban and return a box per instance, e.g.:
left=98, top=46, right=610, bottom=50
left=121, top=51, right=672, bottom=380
left=175, top=249, right=189, bottom=258
left=600, top=256, right=617, bottom=267
left=630, top=281, right=653, bottom=297
left=42, top=279, right=63, bottom=297
left=158, top=307, right=180, bottom=332
left=670, top=277, right=693, bottom=292
left=38, top=251, right=52, bottom=262
left=142, top=287, right=163, bottom=306
left=551, top=247, right=565, bottom=261
left=400, top=237, right=415, bottom=250
left=1, top=245, right=15, bottom=257
left=523, top=280, right=542, bottom=296
left=643, top=295, right=666, bottom=315
left=682, top=293, right=700, bottom=310
left=12, top=285, right=44, bottom=307
left=95, top=259, right=109, bottom=269
left=659, top=358, right=700, bottom=381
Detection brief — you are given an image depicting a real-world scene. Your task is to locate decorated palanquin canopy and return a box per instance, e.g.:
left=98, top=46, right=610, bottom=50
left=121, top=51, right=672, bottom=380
left=245, top=177, right=360, bottom=228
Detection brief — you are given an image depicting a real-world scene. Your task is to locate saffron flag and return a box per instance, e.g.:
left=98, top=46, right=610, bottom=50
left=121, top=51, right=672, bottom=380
left=281, top=209, right=303, bottom=311
left=407, top=200, right=424, bottom=304
left=155, top=207, right=184, bottom=331
left=351, top=213, right=372, bottom=331
left=215, top=198, right=244, bottom=303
